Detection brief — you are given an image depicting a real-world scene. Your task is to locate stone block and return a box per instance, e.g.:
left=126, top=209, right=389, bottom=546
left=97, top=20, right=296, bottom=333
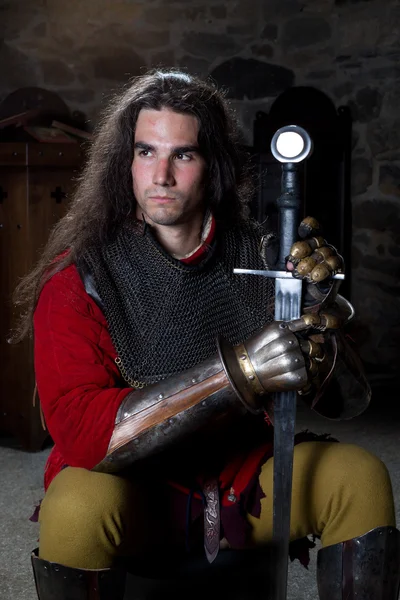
left=353, top=199, right=400, bottom=234
left=263, top=0, right=303, bottom=19
left=337, top=18, right=380, bottom=54
left=92, top=49, right=145, bottom=81
left=142, top=6, right=182, bottom=25
left=0, top=42, right=38, bottom=87
left=379, top=164, right=400, bottom=197
left=209, top=6, right=227, bottom=19
left=382, top=88, right=400, bottom=117
left=388, top=235, right=400, bottom=257
left=335, top=0, right=376, bottom=4
left=127, top=29, right=170, bottom=50
left=282, top=16, right=332, bottom=48
left=178, top=55, right=210, bottom=76
left=32, top=22, right=46, bottom=37
left=305, top=69, right=336, bottom=79
left=351, top=157, right=373, bottom=196
left=348, top=87, right=383, bottom=123
left=367, top=119, right=400, bottom=158
left=181, top=32, right=241, bottom=59
left=150, top=50, right=176, bottom=69
left=211, top=58, right=295, bottom=100
left=41, top=58, right=75, bottom=86
left=261, top=24, right=278, bottom=42
left=332, top=81, right=354, bottom=99
left=250, top=44, right=274, bottom=59
left=62, top=89, right=95, bottom=103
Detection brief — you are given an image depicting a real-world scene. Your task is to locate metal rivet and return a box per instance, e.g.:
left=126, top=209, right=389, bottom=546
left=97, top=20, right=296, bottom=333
left=191, top=378, right=196, bottom=384
left=202, top=400, right=207, bottom=406
left=124, top=412, right=129, bottom=418
left=279, top=323, right=287, bottom=329
left=288, top=340, right=294, bottom=345
left=158, top=393, right=163, bottom=400
left=248, top=375, right=255, bottom=380
left=54, top=566, right=60, bottom=572
left=12, top=152, right=17, bottom=156
left=294, top=358, right=299, bottom=363
left=44, top=566, right=48, bottom=570
left=240, top=354, right=246, bottom=360
left=58, top=151, right=64, bottom=156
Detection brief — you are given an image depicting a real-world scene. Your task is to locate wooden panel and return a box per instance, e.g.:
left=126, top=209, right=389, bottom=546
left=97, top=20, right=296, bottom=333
left=0, top=157, right=81, bottom=450
left=27, top=143, right=85, bottom=168
left=0, top=167, right=40, bottom=449
left=28, top=168, right=75, bottom=261
left=0, top=143, right=27, bottom=167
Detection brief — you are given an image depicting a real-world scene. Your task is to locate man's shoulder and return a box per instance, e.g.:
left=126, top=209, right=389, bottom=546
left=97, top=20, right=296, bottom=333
left=40, top=261, right=87, bottom=305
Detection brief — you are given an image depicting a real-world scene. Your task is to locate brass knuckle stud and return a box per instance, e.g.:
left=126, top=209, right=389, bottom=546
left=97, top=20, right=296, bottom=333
left=326, top=255, right=343, bottom=272
left=301, top=313, right=321, bottom=328
left=314, top=246, right=334, bottom=260
left=289, top=241, right=313, bottom=261
left=298, top=216, right=321, bottom=239
left=295, top=256, right=317, bottom=277
left=321, top=313, right=341, bottom=329
left=310, top=264, right=331, bottom=282
left=308, top=236, right=326, bottom=250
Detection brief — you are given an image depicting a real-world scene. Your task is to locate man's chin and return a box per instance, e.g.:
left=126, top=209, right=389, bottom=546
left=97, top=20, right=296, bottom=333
left=143, top=208, right=182, bottom=227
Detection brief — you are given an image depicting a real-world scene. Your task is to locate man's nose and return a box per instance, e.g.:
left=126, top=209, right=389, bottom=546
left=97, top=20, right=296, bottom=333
left=153, top=158, right=175, bottom=186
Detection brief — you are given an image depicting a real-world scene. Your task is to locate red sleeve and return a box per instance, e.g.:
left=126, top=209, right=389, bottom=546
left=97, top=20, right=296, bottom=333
left=33, top=264, right=131, bottom=470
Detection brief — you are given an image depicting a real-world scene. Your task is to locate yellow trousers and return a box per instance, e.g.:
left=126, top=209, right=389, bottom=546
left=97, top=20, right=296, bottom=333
left=38, top=442, right=396, bottom=569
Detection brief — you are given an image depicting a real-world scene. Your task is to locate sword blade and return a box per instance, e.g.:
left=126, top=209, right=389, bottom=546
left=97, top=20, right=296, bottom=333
left=273, top=277, right=302, bottom=600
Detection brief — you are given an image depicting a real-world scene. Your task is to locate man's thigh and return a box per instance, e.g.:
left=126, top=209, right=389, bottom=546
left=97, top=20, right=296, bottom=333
left=39, top=466, right=190, bottom=564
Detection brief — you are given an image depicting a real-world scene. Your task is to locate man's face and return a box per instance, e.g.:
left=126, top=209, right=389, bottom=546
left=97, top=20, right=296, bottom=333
left=132, top=108, right=207, bottom=226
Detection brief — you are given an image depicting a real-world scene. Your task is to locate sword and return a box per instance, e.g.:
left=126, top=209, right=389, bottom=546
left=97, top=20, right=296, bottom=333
left=234, top=125, right=316, bottom=599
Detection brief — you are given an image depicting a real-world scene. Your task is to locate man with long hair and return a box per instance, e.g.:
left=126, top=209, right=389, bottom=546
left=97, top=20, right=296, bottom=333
left=14, top=70, right=398, bottom=599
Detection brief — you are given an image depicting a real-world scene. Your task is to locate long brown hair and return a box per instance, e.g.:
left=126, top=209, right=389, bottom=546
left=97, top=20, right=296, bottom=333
left=11, top=69, right=254, bottom=342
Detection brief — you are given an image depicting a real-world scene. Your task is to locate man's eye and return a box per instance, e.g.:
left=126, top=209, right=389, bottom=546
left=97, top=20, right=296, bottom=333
left=175, top=153, right=191, bottom=161
left=139, top=150, right=152, bottom=157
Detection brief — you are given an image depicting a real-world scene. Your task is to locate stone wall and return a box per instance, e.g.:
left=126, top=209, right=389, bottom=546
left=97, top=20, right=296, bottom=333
left=1, top=0, right=399, bottom=390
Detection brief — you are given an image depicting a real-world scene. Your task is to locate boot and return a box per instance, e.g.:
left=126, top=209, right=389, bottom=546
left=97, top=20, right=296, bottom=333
left=31, top=549, right=126, bottom=599
left=317, top=526, right=400, bottom=599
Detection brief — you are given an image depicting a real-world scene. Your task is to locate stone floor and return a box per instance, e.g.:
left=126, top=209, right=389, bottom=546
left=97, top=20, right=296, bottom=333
left=1, top=398, right=399, bottom=600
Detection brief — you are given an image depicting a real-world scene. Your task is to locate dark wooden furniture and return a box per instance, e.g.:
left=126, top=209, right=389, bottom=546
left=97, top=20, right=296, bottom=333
left=0, top=142, right=84, bottom=450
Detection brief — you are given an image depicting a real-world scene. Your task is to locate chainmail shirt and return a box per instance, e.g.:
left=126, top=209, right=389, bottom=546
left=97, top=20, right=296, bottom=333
left=80, top=219, right=275, bottom=388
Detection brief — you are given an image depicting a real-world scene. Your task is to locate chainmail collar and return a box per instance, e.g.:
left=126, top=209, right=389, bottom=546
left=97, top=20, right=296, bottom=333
left=80, top=218, right=275, bottom=388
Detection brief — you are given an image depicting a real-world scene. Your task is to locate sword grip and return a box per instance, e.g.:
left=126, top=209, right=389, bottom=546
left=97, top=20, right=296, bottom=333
left=277, top=163, right=302, bottom=268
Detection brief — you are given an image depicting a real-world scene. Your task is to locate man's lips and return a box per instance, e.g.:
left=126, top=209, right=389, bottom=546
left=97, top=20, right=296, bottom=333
left=148, top=196, right=176, bottom=203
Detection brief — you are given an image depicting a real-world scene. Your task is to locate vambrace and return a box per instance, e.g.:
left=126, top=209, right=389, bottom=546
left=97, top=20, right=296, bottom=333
left=92, top=323, right=308, bottom=474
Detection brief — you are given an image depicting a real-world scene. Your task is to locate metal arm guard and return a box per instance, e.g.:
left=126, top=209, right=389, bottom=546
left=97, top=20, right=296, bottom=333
left=92, top=323, right=308, bottom=474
